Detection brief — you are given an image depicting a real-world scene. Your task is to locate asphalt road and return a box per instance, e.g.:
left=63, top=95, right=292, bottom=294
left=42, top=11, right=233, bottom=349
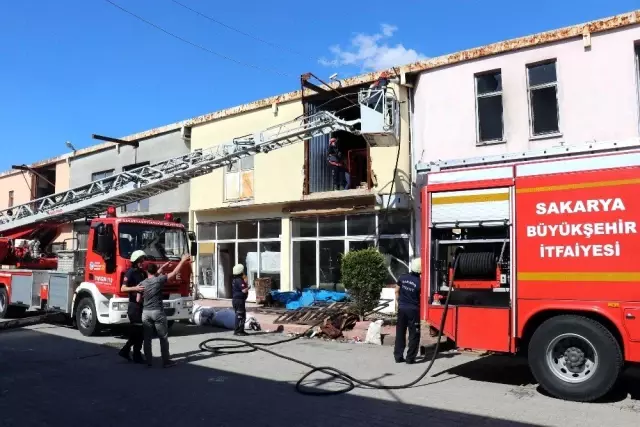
left=1, top=321, right=639, bottom=427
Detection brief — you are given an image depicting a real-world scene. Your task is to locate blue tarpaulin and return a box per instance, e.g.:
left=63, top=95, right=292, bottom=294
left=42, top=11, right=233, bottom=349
left=270, top=288, right=349, bottom=310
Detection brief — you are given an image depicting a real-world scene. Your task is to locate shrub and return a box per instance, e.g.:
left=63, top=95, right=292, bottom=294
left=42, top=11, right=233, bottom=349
left=341, top=248, right=387, bottom=320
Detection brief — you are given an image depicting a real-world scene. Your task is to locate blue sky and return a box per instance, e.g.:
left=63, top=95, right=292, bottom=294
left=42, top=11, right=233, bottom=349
left=1, top=0, right=638, bottom=171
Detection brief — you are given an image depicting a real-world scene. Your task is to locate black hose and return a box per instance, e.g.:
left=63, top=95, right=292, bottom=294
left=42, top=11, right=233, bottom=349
left=198, top=256, right=460, bottom=396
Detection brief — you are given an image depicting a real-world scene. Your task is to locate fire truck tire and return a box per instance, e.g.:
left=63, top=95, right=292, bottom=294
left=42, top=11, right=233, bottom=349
left=75, top=297, right=100, bottom=337
left=0, top=287, right=8, bottom=319
left=528, top=315, right=622, bottom=402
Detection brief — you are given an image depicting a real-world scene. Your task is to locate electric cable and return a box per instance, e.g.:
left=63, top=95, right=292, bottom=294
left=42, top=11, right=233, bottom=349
left=199, top=254, right=460, bottom=396
left=168, top=0, right=314, bottom=60
left=102, top=0, right=293, bottom=78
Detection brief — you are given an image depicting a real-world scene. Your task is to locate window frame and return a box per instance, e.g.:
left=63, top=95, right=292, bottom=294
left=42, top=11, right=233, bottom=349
left=526, top=59, right=561, bottom=138
left=194, top=218, right=282, bottom=295
left=290, top=212, right=413, bottom=290
left=224, top=155, right=255, bottom=202
left=474, top=69, right=505, bottom=145
left=91, top=169, right=115, bottom=182
left=8, top=190, right=13, bottom=208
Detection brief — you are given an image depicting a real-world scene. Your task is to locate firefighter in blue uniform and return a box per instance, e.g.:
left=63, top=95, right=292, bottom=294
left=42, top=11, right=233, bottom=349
left=393, top=258, right=422, bottom=364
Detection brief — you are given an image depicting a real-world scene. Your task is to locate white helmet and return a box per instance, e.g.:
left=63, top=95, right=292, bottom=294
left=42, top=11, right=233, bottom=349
left=410, top=258, right=422, bottom=274
left=233, top=264, right=244, bottom=275
left=130, top=250, right=146, bottom=264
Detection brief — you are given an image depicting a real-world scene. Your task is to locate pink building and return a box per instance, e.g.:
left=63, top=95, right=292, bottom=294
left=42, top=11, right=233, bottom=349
left=401, top=10, right=640, bottom=252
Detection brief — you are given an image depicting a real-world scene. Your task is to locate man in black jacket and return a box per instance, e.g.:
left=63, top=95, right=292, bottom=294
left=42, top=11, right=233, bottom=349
left=118, top=249, right=147, bottom=364
left=327, top=137, right=351, bottom=190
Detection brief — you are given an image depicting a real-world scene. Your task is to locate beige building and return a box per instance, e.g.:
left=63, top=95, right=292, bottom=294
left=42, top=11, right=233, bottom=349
left=188, top=76, right=414, bottom=302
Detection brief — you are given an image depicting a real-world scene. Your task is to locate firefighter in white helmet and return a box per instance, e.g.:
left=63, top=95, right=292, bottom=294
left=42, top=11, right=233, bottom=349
left=393, top=257, right=422, bottom=364
left=118, top=250, right=147, bottom=363
left=231, top=263, right=249, bottom=336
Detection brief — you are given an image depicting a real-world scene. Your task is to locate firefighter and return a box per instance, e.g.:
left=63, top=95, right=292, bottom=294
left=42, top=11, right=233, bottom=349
left=231, top=264, right=249, bottom=336
left=327, top=137, right=351, bottom=190
left=393, top=257, right=422, bottom=364
left=118, top=249, right=147, bottom=363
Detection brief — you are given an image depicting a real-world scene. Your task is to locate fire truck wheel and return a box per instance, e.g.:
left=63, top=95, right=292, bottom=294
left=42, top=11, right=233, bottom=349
left=0, top=288, right=8, bottom=319
left=528, top=315, right=622, bottom=402
left=76, top=297, right=100, bottom=337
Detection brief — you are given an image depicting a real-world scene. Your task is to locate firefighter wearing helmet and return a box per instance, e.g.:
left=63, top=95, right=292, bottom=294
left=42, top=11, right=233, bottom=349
left=118, top=250, right=148, bottom=363
left=393, top=257, right=422, bottom=364
left=231, top=263, right=249, bottom=336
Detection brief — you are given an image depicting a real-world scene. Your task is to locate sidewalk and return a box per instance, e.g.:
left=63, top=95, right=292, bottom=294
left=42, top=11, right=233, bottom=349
left=195, top=299, right=437, bottom=347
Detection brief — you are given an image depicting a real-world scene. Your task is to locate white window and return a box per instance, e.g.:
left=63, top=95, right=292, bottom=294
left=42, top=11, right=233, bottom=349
left=527, top=60, right=560, bottom=136
left=224, top=155, right=254, bottom=201
left=475, top=70, right=504, bottom=144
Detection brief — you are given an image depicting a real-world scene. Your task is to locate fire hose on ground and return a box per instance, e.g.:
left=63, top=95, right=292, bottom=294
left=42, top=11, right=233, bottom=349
left=198, top=250, right=463, bottom=396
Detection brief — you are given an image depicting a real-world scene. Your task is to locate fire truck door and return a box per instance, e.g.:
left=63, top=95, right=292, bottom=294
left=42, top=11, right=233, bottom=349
left=622, top=305, right=640, bottom=341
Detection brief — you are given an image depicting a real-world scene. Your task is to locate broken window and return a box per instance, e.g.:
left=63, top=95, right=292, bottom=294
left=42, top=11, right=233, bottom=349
left=527, top=61, right=560, bottom=136
left=475, top=71, right=504, bottom=143
left=224, top=155, right=254, bottom=201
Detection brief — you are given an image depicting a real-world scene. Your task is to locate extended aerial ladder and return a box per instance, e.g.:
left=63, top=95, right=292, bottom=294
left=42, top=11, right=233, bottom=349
left=0, top=88, right=399, bottom=238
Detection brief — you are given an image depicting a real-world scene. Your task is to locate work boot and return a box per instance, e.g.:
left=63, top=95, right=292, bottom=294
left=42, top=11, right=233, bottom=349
left=234, top=331, right=249, bottom=336
left=395, top=356, right=405, bottom=363
left=405, top=359, right=416, bottom=365
left=163, top=360, right=177, bottom=369
left=132, top=352, right=146, bottom=364
left=118, top=348, right=131, bottom=362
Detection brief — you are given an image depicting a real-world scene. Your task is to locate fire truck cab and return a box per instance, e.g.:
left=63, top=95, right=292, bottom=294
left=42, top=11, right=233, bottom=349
left=0, top=207, right=196, bottom=337
left=419, top=141, right=640, bottom=403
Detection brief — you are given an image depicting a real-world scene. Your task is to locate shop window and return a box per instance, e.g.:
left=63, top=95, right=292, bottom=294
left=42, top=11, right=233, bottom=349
left=347, top=214, right=376, bottom=236
left=217, top=222, right=236, bottom=240
left=292, top=240, right=316, bottom=289
left=238, top=242, right=258, bottom=288
left=319, top=240, right=344, bottom=290
left=238, top=220, right=258, bottom=239
left=379, top=238, right=410, bottom=285
left=292, top=217, right=317, bottom=238
left=319, top=216, right=345, bottom=237
left=260, top=219, right=281, bottom=239
left=379, top=211, right=411, bottom=235
left=260, top=241, right=281, bottom=290
left=197, top=223, right=216, bottom=240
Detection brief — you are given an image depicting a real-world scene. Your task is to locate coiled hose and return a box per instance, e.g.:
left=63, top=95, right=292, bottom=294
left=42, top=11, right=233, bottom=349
left=198, top=255, right=461, bottom=396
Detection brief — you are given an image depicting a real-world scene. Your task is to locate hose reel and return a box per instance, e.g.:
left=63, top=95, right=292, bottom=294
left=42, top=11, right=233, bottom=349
left=450, top=251, right=501, bottom=289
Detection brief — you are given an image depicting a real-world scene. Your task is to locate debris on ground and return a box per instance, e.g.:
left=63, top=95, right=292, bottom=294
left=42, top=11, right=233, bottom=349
left=267, top=288, right=349, bottom=310
left=364, top=319, right=384, bottom=345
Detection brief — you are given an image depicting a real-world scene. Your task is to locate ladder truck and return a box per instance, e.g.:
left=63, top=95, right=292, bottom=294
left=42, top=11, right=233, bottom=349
left=417, top=139, right=640, bottom=402
left=0, top=87, right=399, bottom=337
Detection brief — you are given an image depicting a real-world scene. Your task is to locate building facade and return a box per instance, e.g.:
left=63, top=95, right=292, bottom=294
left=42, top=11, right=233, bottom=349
left=68, top=130, right=191, bottom=259
left=404, top=10, right=640, bottom=253
left=189, top=81, right=414, bottom=305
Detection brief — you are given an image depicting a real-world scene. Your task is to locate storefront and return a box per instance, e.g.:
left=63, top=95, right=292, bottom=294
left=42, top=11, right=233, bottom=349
left=291, top=210, right=412, bottom=291
left=195, top=218, right=283, bottom=300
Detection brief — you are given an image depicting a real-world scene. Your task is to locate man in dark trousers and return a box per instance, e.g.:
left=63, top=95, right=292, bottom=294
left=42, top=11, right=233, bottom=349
left=118, top=249, right=147, bottom=364
left=393, top=258, right=422, bottom=364
left=327, top=137, right=351, bottom=190
left=231, top=263, right=249, bottom=336
left=140, top=253, right=190, bottom=368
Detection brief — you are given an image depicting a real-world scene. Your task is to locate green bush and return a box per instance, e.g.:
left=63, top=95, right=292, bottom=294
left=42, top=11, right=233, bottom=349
left=341, top=248, right=387, bottom=320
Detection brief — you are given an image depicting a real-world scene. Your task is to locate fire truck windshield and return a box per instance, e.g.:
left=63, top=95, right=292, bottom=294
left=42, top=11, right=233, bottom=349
left=118, top=223, right=188, bottom=261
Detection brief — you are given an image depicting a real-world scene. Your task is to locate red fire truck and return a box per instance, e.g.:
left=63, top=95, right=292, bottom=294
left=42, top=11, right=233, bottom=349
left=418, top=139, right=640, bottom=402
left=0, top=86, right=398, bottom=336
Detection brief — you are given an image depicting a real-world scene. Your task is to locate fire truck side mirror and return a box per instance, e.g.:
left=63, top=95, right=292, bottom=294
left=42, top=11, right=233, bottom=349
left=190, top=241, right=198, bottom=257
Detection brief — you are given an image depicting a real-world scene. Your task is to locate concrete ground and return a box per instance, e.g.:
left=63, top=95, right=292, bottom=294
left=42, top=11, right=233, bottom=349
left=1, top=321, right=639, bottom=427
